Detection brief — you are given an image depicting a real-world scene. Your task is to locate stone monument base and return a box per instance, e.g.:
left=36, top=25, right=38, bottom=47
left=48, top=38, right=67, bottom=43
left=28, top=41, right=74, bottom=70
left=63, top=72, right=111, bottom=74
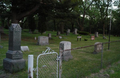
left=3, top=58, right=25, bottom=73
left=62, top=51, right=73, bottom=61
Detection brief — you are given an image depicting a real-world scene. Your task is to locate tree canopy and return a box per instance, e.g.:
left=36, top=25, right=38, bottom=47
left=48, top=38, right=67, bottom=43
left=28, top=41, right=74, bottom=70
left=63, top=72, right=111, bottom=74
left=0, top=0, right=120, bottom=35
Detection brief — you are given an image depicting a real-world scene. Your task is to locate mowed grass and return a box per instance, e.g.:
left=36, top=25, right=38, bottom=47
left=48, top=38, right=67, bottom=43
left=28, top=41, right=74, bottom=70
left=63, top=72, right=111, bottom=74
left=0, top=29, right=120, bottom=78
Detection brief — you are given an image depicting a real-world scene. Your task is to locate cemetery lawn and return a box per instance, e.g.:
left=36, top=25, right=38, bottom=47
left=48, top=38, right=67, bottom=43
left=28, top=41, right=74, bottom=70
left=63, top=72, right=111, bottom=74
left=0, top=29, right=120, bottom=78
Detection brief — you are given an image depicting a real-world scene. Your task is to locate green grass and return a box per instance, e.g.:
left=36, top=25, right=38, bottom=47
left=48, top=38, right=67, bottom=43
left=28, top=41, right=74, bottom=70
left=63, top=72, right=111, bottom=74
left=0, top=29, right=120, bottom=78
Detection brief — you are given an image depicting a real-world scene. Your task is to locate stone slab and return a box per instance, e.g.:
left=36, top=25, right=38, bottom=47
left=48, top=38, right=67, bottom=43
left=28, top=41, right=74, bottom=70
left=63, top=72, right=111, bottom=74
left=93, top=42, right=102, bottom=54
left=6, top=50, right=23, bottom=59
left=59, top=41, right=73, bottom=61
left=37, top=36, right=49, bottom=45
left=21, top=46, right=29, bottom=52
left=3, top=58, right=25, bottom=73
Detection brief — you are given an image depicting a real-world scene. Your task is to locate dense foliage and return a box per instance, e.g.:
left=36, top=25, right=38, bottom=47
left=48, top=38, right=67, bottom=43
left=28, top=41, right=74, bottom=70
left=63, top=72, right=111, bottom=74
left=0, top=0, right=120, bottom=35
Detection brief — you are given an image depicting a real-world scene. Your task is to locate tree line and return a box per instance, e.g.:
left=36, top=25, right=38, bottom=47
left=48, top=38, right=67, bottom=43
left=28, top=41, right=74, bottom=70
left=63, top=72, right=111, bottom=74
left=0, top=0, right=120, bottom=35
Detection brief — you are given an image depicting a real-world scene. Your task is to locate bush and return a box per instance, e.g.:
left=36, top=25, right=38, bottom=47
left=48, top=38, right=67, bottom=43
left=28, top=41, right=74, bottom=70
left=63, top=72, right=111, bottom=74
left=77, top=31, right=90, bottom=35
left=84, top=38, right=88, bottom=41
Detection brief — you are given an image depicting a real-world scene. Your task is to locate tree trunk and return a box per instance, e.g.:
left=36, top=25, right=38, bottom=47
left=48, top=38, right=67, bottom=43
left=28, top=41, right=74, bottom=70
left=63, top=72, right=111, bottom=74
left=103, top=24, right=105, bottom=36
left=60, top=22, right=64, bottom=34
left=53, top=20, right=56, bottom=31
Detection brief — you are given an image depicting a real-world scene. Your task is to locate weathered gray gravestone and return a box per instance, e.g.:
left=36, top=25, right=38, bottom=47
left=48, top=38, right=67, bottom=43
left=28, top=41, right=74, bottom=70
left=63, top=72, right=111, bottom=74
left=37, top=36, right=49, bottom=45
left=3, top=23, right=25, bottom=73
left=74, top=28, right=77, bottom=35
left=93, top=42, right=102, bottom=54
left=57, top=31, right=60, bottom=36
left=59, top=41, right=73, bottom=61
left=95, top=32, right=98, bottom=37
left=48, top=33, right=52, bottom=39
left=66, top=29, right=70, bottom=35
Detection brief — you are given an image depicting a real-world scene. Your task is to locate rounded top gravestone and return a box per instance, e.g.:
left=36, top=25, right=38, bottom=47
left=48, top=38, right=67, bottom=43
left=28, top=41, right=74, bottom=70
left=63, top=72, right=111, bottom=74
left=59, top=41, right=73, bottom=61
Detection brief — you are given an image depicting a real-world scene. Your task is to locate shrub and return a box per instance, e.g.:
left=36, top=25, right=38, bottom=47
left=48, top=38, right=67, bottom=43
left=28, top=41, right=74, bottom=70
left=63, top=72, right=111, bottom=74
left=84, top=38, right=88, bottom=41
left=77, top=31, right=90, bottom=35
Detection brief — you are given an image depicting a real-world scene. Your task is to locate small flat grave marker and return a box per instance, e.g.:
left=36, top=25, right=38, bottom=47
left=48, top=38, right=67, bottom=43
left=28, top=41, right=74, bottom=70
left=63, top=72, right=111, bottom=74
left=59, top=36, right=62, bottom=39
left=77, top=36, right=82, bottom=41
left=21, top=46, right=29, bottom=52
left=103, top=36, right=107, bottom=39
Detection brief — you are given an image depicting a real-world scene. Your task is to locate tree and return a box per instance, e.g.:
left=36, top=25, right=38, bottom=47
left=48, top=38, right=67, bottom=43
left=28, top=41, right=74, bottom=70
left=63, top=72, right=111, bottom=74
left=112, top=9, right=120, bottom=36
left=54, top=0, right=78, bottom=33
left=75, top=0, right=95, bottom=31
left=0, top=0, right=11, bottom=27
left=95, top=0, right=110, bottom=36
left=27, top=15, right=36, bottom=33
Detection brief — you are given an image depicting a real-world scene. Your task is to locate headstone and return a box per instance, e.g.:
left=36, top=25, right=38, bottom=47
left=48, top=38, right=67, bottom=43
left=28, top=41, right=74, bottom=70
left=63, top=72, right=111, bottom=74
left=59, top=36, right=62, bottom=39
left=77, top=36, right=82, bottom=41
left=103, top=36, right=107, bottom=39
left=35, top=37, right=37, bottom=40
left=66, top=29, right=70, bottom=35
left=93, top=42, right=102, bottom=54
left=57, top=31, right=60, bottom=36
left=91, top=36, right=95, bottom=40
left=67, top=29, right=70, bottom=33
left=3, top=23, right=25, bottom=73
left=21, top=46, right=29, bottom=52
left=95, top=32, right=98, bottom=37
left=48, top=33, right=52, bottom=39
left=74, top=28, right=77, bottom=35
left=37, top=36, right=49, bottom=45
left=59, top=41, right=73, bottom=61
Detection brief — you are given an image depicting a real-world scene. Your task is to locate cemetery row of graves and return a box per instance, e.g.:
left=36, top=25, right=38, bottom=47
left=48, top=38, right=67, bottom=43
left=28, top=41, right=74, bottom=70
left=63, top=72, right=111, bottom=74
left=0, top=28, right=120, bottom=78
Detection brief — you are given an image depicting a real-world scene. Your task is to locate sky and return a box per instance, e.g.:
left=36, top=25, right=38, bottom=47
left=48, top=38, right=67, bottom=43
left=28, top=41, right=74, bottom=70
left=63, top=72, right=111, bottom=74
left=112, top=0, right=119, bottom=9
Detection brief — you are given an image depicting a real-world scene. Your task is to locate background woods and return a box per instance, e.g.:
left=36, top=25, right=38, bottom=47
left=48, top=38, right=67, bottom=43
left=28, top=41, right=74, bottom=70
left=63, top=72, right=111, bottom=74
left=0, top=0, right=120, bottom=36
